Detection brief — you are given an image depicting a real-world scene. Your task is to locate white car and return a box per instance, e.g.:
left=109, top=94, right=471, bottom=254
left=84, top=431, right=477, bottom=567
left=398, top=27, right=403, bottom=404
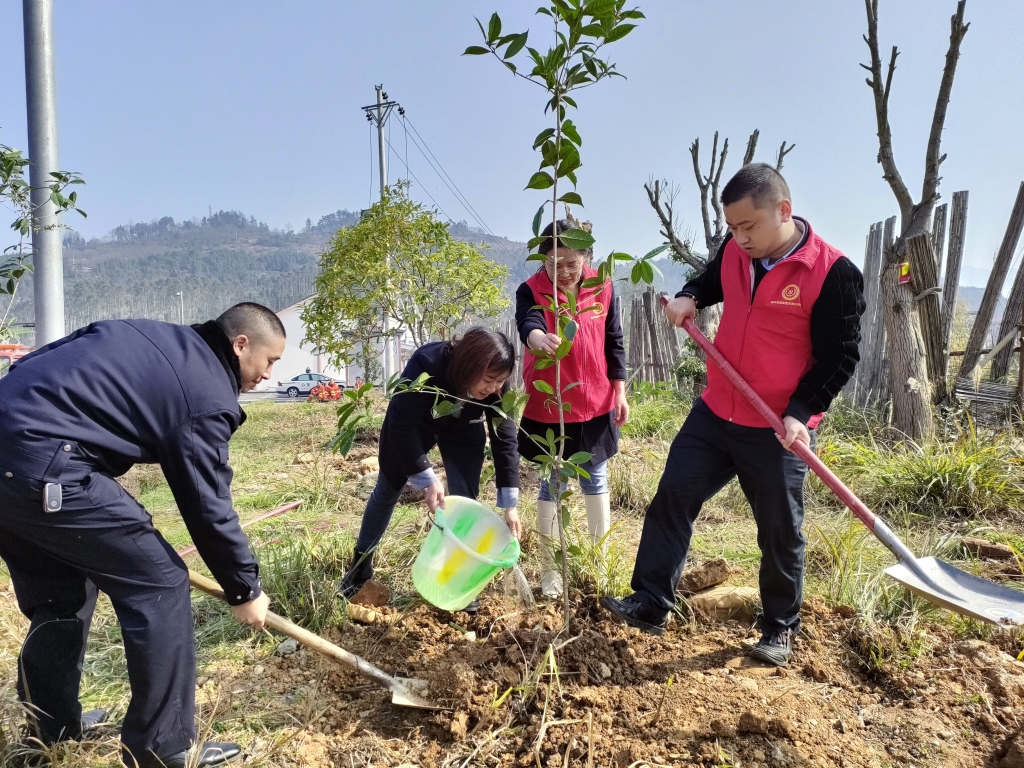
left=276, top=373, right=338, bottom=398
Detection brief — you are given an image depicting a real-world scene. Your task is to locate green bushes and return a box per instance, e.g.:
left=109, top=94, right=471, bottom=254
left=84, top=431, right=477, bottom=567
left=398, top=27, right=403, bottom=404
left=622, top=382, right=689, bottom=440
left=822, top=427, right=1024, bottom=519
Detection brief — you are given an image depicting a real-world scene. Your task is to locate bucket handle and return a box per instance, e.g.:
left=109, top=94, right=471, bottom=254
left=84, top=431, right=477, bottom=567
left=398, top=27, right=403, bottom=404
left=431, top=508, right=520, bottom=569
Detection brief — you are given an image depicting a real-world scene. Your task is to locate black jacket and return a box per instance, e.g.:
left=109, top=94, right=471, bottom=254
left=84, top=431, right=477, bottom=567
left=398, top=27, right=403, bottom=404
left=0, top=319, right=260, bottom=605
left=678, top=231, right=866, bottom=423
left=379, top=341, right=520, bottom=491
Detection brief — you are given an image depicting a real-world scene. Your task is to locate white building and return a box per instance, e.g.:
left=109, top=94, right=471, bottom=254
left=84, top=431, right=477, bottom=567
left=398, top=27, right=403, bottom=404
left=265, top=298, right=415, bottom=390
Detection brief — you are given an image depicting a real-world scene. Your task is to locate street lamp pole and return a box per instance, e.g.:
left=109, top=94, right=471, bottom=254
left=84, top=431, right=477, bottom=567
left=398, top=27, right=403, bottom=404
left=175, top=291, right=183, bottom=324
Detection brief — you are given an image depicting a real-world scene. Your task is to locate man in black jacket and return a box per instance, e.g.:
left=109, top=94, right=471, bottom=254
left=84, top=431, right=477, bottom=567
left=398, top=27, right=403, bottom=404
left=602, top=165, right=865, bottom=666
left=0, top=303, right=284, bottom=768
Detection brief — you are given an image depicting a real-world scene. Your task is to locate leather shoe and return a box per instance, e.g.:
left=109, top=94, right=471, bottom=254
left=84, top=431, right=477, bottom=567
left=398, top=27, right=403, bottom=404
left=459, top=598, right=481, bottom=615
left=600, top=594, right=667, bottom=636
left=43, top=708, right=109, bottom=745
left=126, top=740, right=241, bottom=768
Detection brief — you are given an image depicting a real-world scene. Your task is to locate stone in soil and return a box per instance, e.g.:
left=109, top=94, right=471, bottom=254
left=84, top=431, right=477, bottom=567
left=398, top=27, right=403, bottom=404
left=275, top=638, right=298, bottom=656
left=350, top=579, right=390, bottom=608
left=358, top=455, right=380, bottom=475
left=686, top=584, right=760, bottom=623
left=677, top=557, right=732, bottom=595
left=961, top=536, right=1015, bottom=560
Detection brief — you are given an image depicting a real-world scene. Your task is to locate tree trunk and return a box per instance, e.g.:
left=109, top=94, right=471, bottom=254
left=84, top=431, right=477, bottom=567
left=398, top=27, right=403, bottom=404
left=939, top=191, right=969, bottom=386
left=853, top=221, right=885, bottom=406
left=880, top=256, right=934, bottom=439
left=991, top=257, right=1024, bottom=381
left=905, top=234, right=944, bottom=401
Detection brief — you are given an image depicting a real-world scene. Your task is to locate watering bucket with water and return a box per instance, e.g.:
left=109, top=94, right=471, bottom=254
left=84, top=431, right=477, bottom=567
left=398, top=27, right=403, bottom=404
left=412, top=496, right=520, bottom=611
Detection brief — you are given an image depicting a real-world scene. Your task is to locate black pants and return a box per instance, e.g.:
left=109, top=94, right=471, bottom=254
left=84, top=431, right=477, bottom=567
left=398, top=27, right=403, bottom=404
left=355, top=431, right=484, bottom=553
left=631, top=399, right=812, bottom=633
left=0, top=469, right=195, bottom=763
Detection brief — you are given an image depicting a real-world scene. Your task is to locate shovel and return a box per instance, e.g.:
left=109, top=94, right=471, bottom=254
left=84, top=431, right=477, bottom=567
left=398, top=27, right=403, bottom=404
left=662, top=295, right=1024, bottom=625
left=187, top=570, right=441, bottom=709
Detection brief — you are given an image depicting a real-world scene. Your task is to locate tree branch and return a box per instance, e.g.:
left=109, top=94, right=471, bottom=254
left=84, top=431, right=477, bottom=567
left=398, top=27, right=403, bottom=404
left=742, top=129, right=759, bottom=165
left=689, top=137, right=713, bottom=251
left=775, top=141, right=796, bottom=171
left=644, top=179, right=705, bottom=271
left=709, top=137, right=729, bottom=245
left=862, top=0, right=914, bottom=226
left=921, top=0, right=969, bottom=213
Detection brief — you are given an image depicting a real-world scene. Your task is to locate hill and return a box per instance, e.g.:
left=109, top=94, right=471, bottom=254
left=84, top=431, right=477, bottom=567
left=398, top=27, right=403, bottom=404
left=9, top=208, right=696, bottom=342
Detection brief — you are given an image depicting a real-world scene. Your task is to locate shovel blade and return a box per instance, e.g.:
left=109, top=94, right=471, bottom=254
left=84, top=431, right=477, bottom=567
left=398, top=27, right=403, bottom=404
left=886, top=557, right=1024, bottom=626
left=390, top=677, right=444, bottom=710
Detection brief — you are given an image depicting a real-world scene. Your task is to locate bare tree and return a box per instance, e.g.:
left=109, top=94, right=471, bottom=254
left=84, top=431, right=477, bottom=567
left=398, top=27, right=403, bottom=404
left=861, top=0, right=969, bottom=439
left=645, top=129, right=794, bottom=344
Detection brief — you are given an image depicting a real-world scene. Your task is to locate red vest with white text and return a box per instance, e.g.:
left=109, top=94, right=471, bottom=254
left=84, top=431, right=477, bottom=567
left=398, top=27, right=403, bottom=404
left=702, top=222, right=844, bottom=429
left=522, top=268, right=614, bottom=423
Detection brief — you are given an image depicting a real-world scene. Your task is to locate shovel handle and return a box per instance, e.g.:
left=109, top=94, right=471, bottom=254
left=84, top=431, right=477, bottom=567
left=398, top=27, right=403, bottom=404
left=660, top=295, right=919, bottom=567
left=187, top=569, right=404, bottom=694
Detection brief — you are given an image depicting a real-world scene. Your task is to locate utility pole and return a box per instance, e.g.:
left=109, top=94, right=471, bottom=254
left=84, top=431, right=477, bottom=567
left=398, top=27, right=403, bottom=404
left=362, top=85, right=403, bottom=383
left=175, top=291, right=184, bottom=324
left=23, top=0, right=65, bottom=345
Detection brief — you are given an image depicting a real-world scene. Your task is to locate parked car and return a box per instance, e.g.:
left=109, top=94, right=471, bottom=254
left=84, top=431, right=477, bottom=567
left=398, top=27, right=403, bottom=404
left=0, top=344, right=33, bottom=379
left=276, top=373, right=341, bottom=398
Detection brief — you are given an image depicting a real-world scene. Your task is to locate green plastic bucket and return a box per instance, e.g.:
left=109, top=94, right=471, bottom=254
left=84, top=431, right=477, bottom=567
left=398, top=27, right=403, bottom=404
left=412, top=496, right=520, bottom=611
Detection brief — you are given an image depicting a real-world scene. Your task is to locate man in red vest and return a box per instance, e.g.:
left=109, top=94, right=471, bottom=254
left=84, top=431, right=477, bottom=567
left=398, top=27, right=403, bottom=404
left=602, top=164, right=865, bottom=666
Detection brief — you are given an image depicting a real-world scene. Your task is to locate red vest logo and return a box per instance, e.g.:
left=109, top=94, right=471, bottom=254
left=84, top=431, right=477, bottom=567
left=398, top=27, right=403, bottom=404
left=781, top=284, right=800, bottom=302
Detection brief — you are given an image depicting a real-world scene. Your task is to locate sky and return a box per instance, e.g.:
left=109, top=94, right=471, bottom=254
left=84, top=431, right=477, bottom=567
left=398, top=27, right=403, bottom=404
left=1, top=1, right=1022, bottom=287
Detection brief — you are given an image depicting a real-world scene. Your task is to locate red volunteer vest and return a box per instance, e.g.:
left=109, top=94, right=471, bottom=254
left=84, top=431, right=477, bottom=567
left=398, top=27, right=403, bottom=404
left=522, top=267, right=615, bottom=422
left=702, top=222, right=844, bottom=430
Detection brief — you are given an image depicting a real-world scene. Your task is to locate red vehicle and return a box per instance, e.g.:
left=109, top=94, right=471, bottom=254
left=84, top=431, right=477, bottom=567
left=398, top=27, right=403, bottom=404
left=0, top=344, right=33, bottom=378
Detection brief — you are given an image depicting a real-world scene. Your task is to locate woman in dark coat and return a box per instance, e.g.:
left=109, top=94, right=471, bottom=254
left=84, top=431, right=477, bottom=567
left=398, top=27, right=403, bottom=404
left=339, top=328, right=521, bottom=611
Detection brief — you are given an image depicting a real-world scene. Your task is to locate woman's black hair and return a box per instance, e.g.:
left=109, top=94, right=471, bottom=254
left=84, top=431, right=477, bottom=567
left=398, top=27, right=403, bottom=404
left=446, top=327, right=516, bottom=398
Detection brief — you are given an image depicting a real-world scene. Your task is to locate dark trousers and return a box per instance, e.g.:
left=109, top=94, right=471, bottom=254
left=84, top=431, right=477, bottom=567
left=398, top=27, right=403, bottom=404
left=355, top=433, right=483, bottom=553
left=631, top=399, right=812, bottom=633
left=0, top=470, right=195, bottom=763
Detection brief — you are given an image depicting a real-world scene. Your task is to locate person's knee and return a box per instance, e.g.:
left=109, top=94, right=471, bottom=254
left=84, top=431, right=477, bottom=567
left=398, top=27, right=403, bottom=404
left=580, top=461, right=609, bottom=496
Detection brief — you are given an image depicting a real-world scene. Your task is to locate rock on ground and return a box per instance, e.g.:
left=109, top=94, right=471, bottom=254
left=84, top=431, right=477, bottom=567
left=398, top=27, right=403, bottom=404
left=686, top=584, right=760, bottom=624
left=962, top=537, right=1015, bottom=560
left=677, top=557, right=732, bottom=595
left=350, top=579, right=391, bottom=608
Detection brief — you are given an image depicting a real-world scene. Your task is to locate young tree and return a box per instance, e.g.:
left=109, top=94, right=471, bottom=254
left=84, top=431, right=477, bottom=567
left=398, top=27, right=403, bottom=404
left=302, top=181, right=509, bottom=370
left=861, top=0, right=969, bottom=439
left=1, top=139, right=86, bottom=342
left=467, top=0, right=655, bottom=628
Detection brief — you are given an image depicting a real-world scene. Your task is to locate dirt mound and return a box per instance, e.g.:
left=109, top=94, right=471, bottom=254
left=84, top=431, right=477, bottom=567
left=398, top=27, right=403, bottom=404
left=213, top=592, right=1024, bottom=767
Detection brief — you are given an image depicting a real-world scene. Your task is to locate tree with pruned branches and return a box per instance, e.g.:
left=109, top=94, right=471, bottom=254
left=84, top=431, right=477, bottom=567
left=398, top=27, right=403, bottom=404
left=860, top=0, right=969, bottom=439
left=645, top=129, right=793, bottom=345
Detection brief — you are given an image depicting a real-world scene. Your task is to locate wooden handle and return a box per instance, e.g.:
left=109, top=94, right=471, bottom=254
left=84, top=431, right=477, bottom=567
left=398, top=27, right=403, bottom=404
left=187, top=569, right=401, bottom=692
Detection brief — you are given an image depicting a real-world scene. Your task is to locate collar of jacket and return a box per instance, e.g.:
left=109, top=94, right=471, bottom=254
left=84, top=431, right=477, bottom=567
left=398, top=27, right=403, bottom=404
left=192, top=320, right=243, bottom=396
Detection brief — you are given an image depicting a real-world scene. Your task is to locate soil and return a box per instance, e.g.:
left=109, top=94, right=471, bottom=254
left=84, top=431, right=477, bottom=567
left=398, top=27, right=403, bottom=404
left=197, top=589, right=1024, bottom=768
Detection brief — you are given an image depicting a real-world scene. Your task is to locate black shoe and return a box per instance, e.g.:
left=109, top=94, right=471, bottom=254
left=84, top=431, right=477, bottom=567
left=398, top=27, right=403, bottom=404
left=600, top=595, right=667, bottom=637
left=41, top=708, right=109, bottom=745
left=459, top=598, right=481, bottom=615
left=748, top=629, right=794, bottom=667
left=127, top=740, right=241, bottom=768
left=338, top=548, right=374, bottom=599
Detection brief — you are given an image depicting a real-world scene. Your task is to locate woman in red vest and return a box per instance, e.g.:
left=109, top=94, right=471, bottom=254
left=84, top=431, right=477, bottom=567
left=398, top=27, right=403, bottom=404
left=515, top=219, right=628, bottom=597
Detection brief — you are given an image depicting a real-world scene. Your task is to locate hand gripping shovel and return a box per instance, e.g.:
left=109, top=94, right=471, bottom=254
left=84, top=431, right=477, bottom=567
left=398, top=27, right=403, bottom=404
left=663, top=296, right=1024, bottom=625
left=188, top=570, right=441, bottom=709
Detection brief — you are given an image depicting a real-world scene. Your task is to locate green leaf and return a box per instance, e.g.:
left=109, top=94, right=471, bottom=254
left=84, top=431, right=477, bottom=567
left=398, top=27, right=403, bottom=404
left=631, top=261, right=644, bottom=283
left=527, top=252, right=547, bottom=263
left=567, top=545, right=583, bottom=557
left=642, top=243, right=670, bottom=260
left=502, top=390, right=517, bottom=413
left=533, top=380, right=555, bottom=395
left=568, top=451, right=592, bottom=464
left=612, top=251, right=633, bottom=261
left=580, top=277, right=604, bottom=289
left=606, top=23, right=637, bottom=42
left=564, top=319, right=578, bottom=340
left=432, top=400, right=456, bottom=418
left=563, top=95, right=578, bottom=109
left=561, top=507, right=572, bottom=528
left=535, top=358, right=555, bottom=370
left=641, top=260, right=655, bottom=284
left=487, top=12, right=502, bottom=42
left=526, top=171, right=554, bottom=190
left=463, top=45, right=490, bottom=55
left=562, top=121, right=582, bottom=146
left=561, top=401, right=572, bottom=413
left=532, top=204, right=547, bottom=237
left=504, top=32, right=528, bottom=58
left=557, top=192, right=583, bottom=206
left=532, top=128, right=555, bottom=149
left=562, top=381, right=582, bottom=393
left=557, top=227, right=595, bottom=250
left=492, top=416, right=507, bottom=432
left=527, top=235, right=546, bottom=249
left=555, top=338, right=572, bottom=359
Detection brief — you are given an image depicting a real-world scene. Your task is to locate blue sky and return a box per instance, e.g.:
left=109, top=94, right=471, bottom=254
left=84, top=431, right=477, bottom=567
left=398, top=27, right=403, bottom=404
left=1, top=1, right=1022, bottom=287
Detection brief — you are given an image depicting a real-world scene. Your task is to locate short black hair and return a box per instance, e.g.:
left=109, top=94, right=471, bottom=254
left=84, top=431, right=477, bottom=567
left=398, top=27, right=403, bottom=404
left=721, top=163, right=791, bottom=210
left=216, top=302, right=286, bottom=346
left=446, top=327, right=515, bottom=398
